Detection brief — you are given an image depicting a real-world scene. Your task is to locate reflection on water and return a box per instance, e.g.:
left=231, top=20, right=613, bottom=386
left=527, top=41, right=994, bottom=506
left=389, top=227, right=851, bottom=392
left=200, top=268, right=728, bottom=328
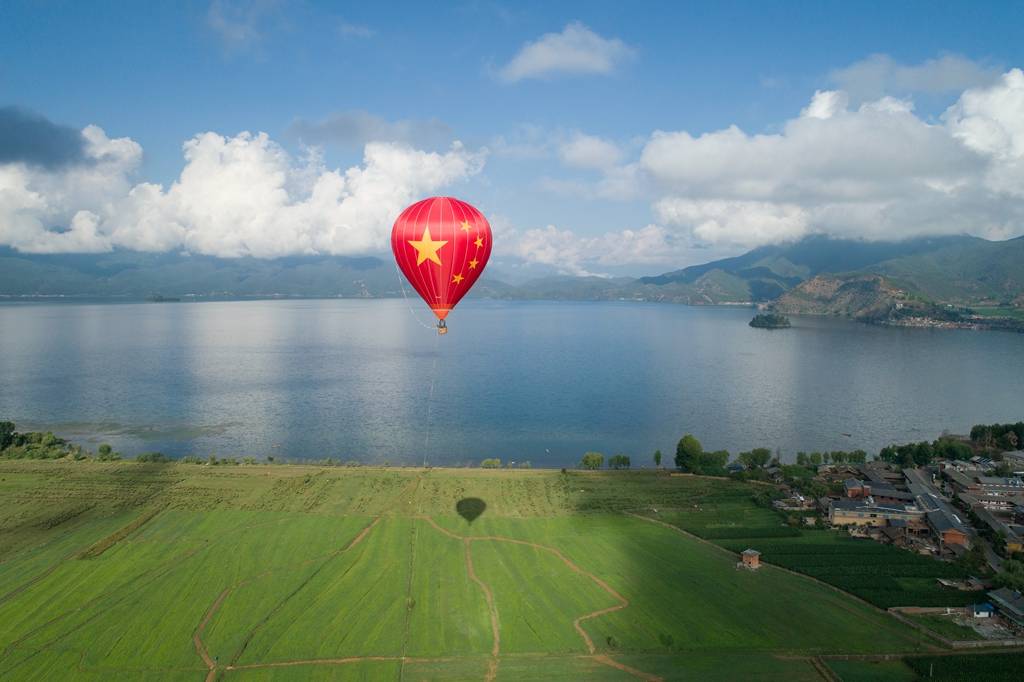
left=1, top=299, right=1022, bottom=465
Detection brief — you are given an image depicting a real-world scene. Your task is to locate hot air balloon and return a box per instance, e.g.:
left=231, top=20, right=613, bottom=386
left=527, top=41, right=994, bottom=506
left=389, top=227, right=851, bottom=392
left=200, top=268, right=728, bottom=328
left=391, top=197, right=492, bottom=334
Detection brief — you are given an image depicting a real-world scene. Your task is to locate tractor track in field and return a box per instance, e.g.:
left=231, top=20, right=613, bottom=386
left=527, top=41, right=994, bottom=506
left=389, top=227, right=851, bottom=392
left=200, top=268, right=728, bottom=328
left=2, top=535, right=229, bottom=678
left=193, top=515, right=383, bottom=681
left=397, top=473, right=425, bottom=682
left=197, top=475, right=422, bottom=681
left=226, top=654, right=461, bottom=670
left=0, top=514, right=300, bottom=680
left=0, top=506, right=163, bottom=608
left=418, top=516, right=662, bottom=682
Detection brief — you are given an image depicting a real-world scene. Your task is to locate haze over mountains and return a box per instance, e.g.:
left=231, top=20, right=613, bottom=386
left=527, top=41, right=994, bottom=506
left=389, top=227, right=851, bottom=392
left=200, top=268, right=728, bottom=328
left=2, top=234, right=1022, bottom=310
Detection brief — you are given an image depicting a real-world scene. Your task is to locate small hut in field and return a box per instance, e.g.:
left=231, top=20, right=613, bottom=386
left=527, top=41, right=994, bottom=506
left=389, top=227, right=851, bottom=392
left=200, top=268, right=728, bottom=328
left=739, top=548, right=761, bottom=570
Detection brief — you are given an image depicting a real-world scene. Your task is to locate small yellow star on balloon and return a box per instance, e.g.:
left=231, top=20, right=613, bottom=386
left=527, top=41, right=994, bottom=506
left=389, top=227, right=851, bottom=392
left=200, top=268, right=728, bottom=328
left=474, top=236, right=484, bottom=248
left=468, top=259, right=479, bottom=269
left=460, top=220, right=472, bottom=232
left=452, top=273, right=465, bottom=284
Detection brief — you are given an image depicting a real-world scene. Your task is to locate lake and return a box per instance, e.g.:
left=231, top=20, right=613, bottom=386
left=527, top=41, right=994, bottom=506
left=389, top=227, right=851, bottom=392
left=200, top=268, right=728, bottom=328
left=1, top=298, right=1022, bottom=466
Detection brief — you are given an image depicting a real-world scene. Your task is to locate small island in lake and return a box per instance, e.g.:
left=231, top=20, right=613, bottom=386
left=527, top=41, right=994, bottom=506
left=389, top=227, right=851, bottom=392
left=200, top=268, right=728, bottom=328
left=749, top=312, right=791, bottom=329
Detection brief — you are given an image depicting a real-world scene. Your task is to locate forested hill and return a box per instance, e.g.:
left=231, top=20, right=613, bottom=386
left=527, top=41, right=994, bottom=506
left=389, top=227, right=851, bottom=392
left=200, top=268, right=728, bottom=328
left=2, top=235, right=1023, bottom=312
left=635, top=234, right=1024, bottom=306
left=0, top=248, right=400, bottom=298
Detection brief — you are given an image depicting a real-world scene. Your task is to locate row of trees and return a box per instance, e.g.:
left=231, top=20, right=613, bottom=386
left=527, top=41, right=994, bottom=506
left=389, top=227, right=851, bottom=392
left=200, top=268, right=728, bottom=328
left=0, top=421, right=14, bottom=450
left=2, top=420, right=131, bottom=462
left=180, top=455, right=258, bottom=466
left=574, top=437, right=780, bottom=476
left=1, top=421, right=83, bottom=460
left=879, top=438, right=973, bottom=467
left=675, top=435, right=731, bottom=476
left=645, top=417, right=1024, bottom=476
left=579, top=452, right=632, bottom=469
left=608, top=454, right=630, bottom=469
left=970, top=421, right=1024, bottom=452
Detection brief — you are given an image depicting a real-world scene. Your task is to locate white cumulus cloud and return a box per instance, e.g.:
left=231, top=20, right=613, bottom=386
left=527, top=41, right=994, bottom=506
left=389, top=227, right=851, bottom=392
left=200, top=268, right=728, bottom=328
left=639, top=68, right=1024, bottom=248
left=945, top=68, right=1024, bottom=197
left=0, top=126, right=485, bottom=257
left=498, top=22, right=634, bottom=82
left=801, top=90, right=849, bottom=120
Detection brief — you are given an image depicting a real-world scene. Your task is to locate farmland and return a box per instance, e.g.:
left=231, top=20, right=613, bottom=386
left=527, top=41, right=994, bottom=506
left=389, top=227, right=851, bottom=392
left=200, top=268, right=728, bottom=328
left=971, top=306, right=1024, bottom=320
left=646, top=486, right=984, bottom=609
left=0, top=460, right=982, bottom=680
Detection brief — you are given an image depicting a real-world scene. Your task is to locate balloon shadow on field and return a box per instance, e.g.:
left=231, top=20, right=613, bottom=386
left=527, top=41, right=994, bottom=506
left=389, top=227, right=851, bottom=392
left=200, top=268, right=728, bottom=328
left=456, top=497, right=486, bottom=524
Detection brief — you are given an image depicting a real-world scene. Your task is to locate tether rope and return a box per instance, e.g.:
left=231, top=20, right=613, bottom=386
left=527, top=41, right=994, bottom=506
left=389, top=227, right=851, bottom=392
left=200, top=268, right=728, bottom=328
left=421, top=332, right=440, bottom=468
left=393, top=261, right=441, bottom=468
left=393, top=261, right=437, bottom=331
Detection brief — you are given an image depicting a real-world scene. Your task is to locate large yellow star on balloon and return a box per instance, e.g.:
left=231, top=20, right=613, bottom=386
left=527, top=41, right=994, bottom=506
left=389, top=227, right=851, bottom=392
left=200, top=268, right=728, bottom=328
left=408, top=226, right=448, bottom=266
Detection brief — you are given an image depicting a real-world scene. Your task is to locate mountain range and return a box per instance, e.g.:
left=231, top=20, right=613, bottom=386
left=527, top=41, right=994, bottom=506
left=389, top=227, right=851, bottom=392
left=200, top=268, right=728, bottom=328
left=2, top=235, right=1023, bottom=316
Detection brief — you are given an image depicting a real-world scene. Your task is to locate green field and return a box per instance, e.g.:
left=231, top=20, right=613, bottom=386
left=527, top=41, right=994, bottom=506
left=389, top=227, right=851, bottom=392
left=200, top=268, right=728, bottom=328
left=905, top=614, right=985, bottom=642
left=903, top=652, right=1024, bottom=681
left=826, top=659, right=918, bottom=682
left=971, top=306, right=1024, bottom=320
left=0, top=462, right=950, bottom=680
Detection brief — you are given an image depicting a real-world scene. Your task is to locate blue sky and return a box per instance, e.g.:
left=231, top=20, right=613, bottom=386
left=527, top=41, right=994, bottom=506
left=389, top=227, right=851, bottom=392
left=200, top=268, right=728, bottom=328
left=2, top=1, right=1024, bottom=276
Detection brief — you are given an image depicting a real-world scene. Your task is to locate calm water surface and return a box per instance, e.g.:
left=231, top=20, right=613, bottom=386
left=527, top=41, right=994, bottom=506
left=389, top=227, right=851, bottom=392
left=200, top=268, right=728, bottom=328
left=1, top=299, right=1021, bottom=466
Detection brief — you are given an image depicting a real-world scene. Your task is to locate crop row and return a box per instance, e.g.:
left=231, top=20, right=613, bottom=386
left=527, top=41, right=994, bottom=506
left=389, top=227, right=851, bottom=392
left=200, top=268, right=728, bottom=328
left=904, top=652, right=1024, bottom=680
left=849, top=588, right=984, bottom=609
left=692, top=526, right=802, bottom=539
left=790, top=561, right=966, bottom=577
left=710, top=531, right=973, bottom=608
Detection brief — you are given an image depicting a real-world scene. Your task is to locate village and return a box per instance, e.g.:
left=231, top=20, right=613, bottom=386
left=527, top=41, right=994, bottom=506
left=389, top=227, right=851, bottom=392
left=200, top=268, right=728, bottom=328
left=766, top=444, right=1024, bottom=642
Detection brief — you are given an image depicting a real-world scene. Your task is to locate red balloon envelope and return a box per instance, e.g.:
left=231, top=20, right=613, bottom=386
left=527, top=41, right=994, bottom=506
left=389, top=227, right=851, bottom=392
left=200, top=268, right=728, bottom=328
left=391, top=197, right=492, bottom=330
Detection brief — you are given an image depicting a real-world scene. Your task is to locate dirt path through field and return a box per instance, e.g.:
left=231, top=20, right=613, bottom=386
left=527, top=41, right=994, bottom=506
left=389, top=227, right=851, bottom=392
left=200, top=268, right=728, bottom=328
left=194, top=588, right=230, bottom=679
left=593, top=654, right=664, bottom=680
left=464, top=537, right=501, bottom=681
left=418, top=516, right=661, bottom=682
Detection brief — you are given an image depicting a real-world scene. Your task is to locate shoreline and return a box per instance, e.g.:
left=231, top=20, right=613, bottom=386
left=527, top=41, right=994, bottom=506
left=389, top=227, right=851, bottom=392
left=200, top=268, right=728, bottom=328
left=3, top=294, right=1020, bottom=332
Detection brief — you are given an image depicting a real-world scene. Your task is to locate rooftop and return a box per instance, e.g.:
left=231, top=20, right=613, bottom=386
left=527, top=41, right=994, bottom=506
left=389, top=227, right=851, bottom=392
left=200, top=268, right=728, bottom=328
left=989, top=588, right=1024, bottom=617
left=870, top=486, right=915, bottom=500
left=943, top=468, right=978, bottom=488
left=978, top=476, right=1024, bottom=487
left=830, top=498, right=920, bottom=515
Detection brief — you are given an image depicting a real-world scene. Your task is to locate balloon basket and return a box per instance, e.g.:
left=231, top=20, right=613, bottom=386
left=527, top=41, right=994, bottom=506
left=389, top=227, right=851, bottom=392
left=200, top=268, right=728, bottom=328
left=437, top=320, right=448, bottom=335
